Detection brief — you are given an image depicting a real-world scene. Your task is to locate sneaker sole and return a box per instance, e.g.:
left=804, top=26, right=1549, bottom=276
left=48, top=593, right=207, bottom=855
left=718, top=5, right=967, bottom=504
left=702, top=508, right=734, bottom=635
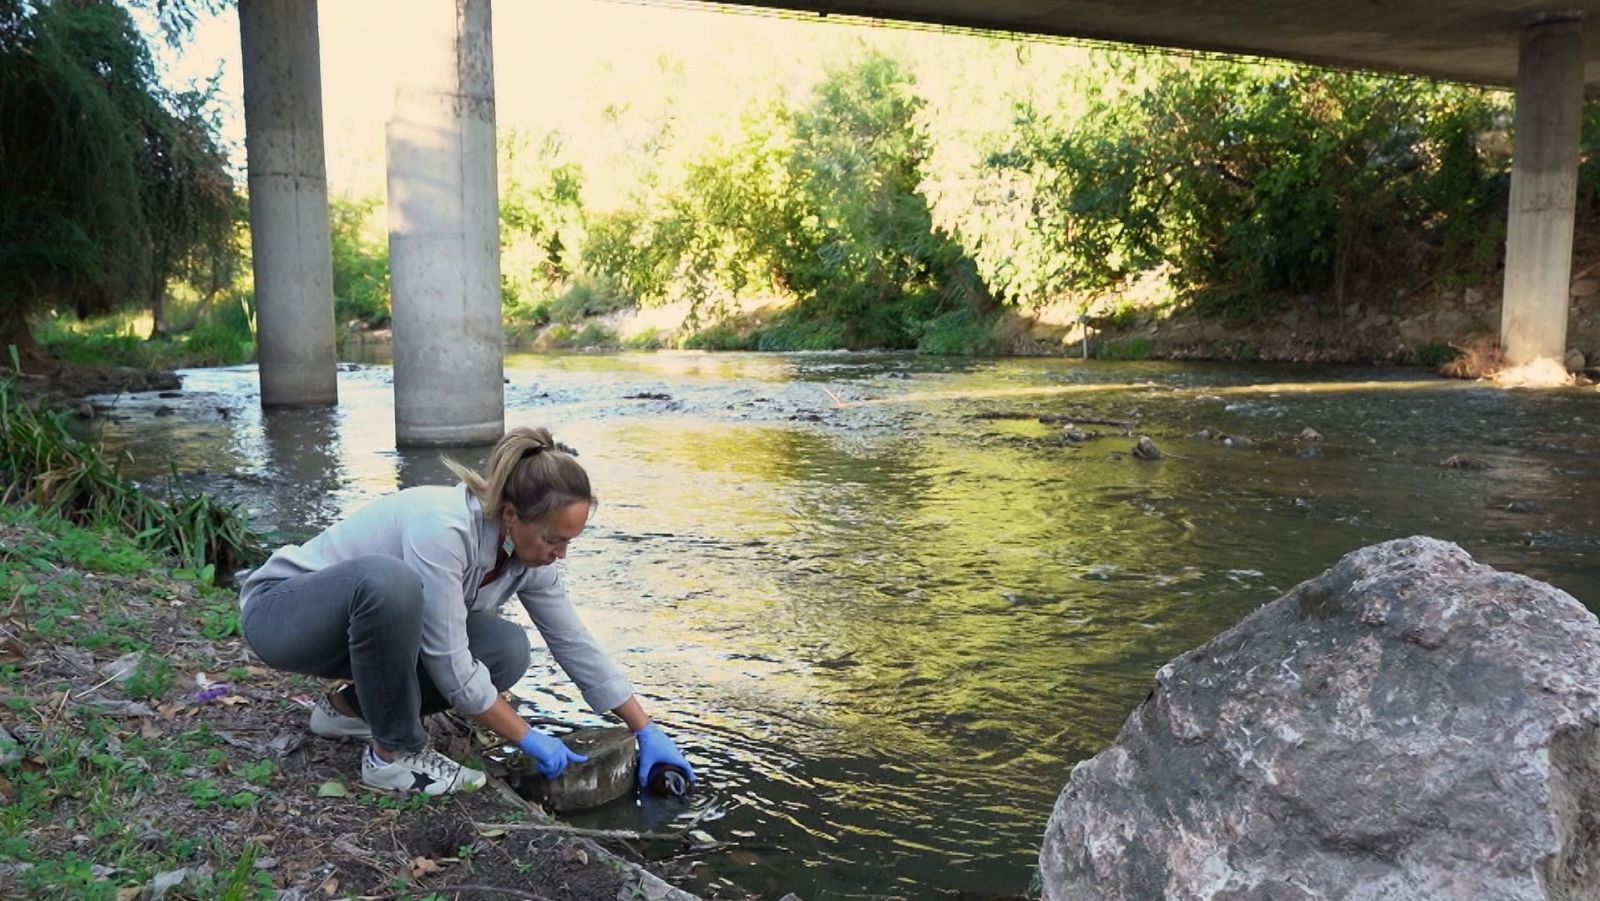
left=359, top=776, right=485, bottom=796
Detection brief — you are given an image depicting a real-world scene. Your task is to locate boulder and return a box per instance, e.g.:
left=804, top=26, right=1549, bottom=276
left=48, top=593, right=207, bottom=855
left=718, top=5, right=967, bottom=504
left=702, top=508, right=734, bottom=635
left=1040, top=537, right=1600, bottom=900
left=514, top=726, right=638, bottom=813
left=1131, top=437, right=1163, bottom=460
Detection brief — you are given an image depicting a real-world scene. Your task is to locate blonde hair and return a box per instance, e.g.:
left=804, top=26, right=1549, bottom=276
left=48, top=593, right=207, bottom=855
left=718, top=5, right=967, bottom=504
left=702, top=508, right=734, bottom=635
left=444, top=427, right=595, bottom=524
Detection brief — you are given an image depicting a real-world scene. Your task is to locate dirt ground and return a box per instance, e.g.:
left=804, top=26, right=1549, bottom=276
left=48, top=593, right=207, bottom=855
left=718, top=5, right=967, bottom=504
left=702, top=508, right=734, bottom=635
left=0, top=516, right=720, bottom=901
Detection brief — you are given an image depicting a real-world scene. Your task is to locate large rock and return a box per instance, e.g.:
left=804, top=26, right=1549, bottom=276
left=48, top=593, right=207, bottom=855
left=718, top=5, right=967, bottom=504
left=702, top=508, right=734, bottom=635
left=1040, top=537, right=1600, bottom=900
left=512, top=726, right=638, bottom=813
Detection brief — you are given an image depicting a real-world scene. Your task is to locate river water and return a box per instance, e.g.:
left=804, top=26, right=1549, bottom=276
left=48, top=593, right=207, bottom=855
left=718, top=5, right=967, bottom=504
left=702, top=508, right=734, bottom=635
left=82, top=351, right=1600, bottom=899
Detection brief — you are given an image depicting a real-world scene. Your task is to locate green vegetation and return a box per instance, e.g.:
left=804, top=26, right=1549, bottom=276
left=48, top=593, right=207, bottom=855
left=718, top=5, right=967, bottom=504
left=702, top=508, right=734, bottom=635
left=0, top=504, right=589, bottom=899
left=492, top=46, right=1526, bottom=353
left=1, top=0, right=239, bottom=357
left=971, top=58, right=1509, bottom=322
left=1095, top=337, right=1154, bottom=362
left=0, top=354, right=261, bottom=573
left=15, top=8, right=1590, bottom=363
left=0, top=510, right=344, bottom=899
left=329, top=196, right=391, bottom=328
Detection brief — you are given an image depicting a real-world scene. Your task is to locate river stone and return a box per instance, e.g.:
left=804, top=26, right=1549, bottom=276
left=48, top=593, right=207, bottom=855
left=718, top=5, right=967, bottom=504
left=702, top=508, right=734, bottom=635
left=523, top=727, right=637, bottom=813
left=1039, top=536, right=1600, bottom=901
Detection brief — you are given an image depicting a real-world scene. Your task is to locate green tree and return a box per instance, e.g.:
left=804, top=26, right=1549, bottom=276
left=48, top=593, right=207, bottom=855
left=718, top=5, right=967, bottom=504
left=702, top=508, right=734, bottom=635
left=979, top=55, right=1509, bottom=319
left=783, top=51, right=987, bottom=347
left=499, top=129, right=586, bottom=307
left=0, top=0, right=238, bottom=357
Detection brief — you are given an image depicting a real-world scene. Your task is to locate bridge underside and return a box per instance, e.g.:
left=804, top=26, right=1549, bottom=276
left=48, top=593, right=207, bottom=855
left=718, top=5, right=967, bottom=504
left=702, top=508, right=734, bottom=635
left=720, top=0, right=1600, bottom=90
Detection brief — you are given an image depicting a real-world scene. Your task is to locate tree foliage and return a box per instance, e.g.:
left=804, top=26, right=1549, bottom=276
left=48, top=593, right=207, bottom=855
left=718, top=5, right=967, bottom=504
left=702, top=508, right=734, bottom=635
left=499, top=129, right=586, bottom=307
left=974, top=55, right=1509, bottom=319
left=0, top=0, right=238, bottom=352
left=579, top=51, right=988, bottom=348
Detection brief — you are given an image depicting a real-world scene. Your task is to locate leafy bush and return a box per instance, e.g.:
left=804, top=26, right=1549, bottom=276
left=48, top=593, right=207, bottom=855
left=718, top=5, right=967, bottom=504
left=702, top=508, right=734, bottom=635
left=623, top=327, right=666, bottom=350
left=751, top=311, right=845, bottom=351
left=978, top=55, right=1510, bottom=319
left=328, top=196, right=390, bottom=327
left=914, top=307, right=1003, bottom=355
left=1095, top=337, right=1153, bottom=361
left=681, top=321, right=754, bottom=351
left=548, top=275, right=633, bottom=324
left=570, top=322, right=618, bottom=347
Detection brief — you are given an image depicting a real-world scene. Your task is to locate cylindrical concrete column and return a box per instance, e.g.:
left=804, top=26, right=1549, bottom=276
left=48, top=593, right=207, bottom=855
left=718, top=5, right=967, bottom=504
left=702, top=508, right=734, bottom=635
left=239, top=0, right=338, bottom=407
left=1502, top=16, right=1584, bottom=368
left=386, top=0, right=504, bottom=447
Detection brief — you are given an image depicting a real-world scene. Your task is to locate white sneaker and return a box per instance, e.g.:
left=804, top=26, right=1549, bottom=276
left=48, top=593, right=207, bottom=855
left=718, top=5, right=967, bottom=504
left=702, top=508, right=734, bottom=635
left=361, top=746, right=486, bottom=796
left=309, top=689, right=372, bottom=741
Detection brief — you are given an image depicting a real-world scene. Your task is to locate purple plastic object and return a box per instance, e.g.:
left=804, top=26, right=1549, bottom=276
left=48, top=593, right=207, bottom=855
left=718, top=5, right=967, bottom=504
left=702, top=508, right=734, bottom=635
left=192, top=683, right=233, bottom=703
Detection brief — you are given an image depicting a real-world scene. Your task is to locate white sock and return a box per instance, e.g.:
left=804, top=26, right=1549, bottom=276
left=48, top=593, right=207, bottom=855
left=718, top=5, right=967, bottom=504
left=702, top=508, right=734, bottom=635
left=366, top=745, right=388, bottom=768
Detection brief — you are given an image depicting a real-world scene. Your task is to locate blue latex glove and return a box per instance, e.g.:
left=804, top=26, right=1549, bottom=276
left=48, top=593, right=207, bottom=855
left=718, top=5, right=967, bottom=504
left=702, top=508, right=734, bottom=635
left=634, top=722, right=695, bottom=788
left=515, top=728, right=588, bottom=779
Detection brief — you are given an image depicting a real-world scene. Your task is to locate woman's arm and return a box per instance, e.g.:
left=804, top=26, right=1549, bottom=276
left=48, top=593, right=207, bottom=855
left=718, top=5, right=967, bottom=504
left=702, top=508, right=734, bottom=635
left=610, top=695, right=650, bottom=731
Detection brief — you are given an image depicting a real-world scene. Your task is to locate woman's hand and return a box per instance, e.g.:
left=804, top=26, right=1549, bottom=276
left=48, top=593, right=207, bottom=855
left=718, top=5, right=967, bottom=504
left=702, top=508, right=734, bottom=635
left=516, top=729, right=588, bottom=778
left=633, top=723, right=695, bottom=787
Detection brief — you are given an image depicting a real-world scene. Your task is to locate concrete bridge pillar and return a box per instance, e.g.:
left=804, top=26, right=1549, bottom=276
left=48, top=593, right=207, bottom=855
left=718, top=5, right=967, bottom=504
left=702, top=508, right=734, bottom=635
left=1501, top=16, right=1584, bottom=370
left=238, top=0, right=339, bottom=407
left=386, top=0, right=505, bottom=447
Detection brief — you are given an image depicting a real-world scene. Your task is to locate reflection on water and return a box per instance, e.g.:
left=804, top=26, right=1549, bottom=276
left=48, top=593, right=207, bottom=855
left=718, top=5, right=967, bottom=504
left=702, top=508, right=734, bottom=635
left=85, top=352, right=1600, bottom=899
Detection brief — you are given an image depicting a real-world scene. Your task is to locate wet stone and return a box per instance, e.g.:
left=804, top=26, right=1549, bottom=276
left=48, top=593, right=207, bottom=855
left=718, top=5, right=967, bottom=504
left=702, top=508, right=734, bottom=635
left=1131, top=436, right=1162, bottom=460
left=516, top=726, right=638, bottom=813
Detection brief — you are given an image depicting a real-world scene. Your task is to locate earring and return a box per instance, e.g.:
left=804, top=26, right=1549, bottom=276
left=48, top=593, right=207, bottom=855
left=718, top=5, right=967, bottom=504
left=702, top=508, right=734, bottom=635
left=502, top=536, right=515, bottom=556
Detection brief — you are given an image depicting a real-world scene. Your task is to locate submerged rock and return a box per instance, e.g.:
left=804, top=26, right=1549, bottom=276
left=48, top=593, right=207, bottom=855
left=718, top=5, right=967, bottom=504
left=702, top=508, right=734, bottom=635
left=1040, top=537, right=1600, bottom=900
left=516, top=726, right=637, bottom=813
left=1131, top=437, right=1162, bottom=460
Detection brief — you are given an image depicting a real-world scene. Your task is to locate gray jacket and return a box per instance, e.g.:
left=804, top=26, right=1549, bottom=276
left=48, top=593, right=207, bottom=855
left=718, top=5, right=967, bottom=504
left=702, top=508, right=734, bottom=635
left=239, top=484, right=634, bottom=715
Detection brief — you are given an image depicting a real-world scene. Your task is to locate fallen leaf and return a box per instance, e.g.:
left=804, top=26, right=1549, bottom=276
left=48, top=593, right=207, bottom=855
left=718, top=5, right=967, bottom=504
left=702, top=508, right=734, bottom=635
left=316, top=781, right=349, bottom=798
left=478, top=827, right=506, bottom=838
left=218, top=695, right=249, bottom=706
left=409, top=856, right=442, bottom=878
left=139, top=720, right=163, bottom=740
left=115, top=887, right=141, bottom=901
left=557, top=843, right=589, bottom=865
left=319, top=876, right=339, bottom=896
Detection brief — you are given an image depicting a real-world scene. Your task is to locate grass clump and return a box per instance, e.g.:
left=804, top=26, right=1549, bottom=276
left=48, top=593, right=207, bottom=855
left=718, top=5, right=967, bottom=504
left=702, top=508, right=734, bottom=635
left=1095, top=337, right=1154, bottom=361
left=0, top=348, right=262, bottom=574
left=913, top=307, right=1003, bottom=356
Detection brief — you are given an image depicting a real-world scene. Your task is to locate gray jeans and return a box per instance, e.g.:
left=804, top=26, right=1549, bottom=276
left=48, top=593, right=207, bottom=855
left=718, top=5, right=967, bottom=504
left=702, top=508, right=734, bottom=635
left=240, top=555, right=530, bottom=753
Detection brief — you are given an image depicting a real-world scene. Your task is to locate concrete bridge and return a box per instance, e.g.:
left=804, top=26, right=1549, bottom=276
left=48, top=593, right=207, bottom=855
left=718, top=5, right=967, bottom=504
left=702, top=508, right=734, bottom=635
left=238, top=0, right=1598, bottom=442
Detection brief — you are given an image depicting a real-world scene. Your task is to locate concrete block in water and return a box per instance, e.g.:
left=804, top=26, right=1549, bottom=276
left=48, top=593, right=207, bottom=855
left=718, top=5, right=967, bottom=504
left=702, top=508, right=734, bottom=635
left=526, top=726, right=637, bottom=813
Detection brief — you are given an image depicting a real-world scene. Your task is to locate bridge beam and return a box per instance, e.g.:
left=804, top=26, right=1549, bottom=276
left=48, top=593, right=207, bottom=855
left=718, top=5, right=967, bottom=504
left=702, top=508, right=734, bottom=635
left=1501, top=16, right=1584, bottom=370
left=386, top=0, right=505, bottom=447
left=239, top=0, right=339, bottom=408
